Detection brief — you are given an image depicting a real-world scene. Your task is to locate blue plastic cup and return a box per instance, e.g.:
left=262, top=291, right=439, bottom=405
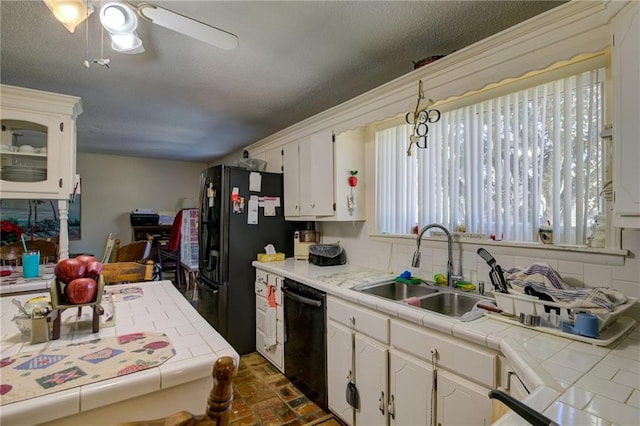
left=22, top=250, right=40, bottom=278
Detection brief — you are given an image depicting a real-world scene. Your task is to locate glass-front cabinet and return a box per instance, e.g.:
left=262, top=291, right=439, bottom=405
left=1, top=112, right=61, bottom=196
left=0, top=84, right=83, bottom=259
left=1, top=85, right=82, bottom=199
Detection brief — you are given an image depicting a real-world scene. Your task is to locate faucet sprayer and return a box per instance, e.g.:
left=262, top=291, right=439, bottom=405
left=412, top=223, right=462, bottom=287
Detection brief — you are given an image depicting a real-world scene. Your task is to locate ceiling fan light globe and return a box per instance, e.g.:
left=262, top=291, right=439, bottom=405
left=43, top=0, right=94, bottom=33
left=110, top=32, right=143, bottom=52
left=100, top=2, right=137, bottom=35
left=57, top=4, right=80, bottom=21
left=103, top=6, right=125, bottom=27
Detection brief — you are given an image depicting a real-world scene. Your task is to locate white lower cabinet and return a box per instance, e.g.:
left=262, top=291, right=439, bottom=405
left=355, top=334, right=388, bottom=426
left=391, top=319, right=497, bottom=425
left=327, top=324, right=391, bottom=426
left=254, top=269, right=284, bottom=372
left=327, top=296, right=389, bottom=426
left=327, top=321, right=354, bottom=425
left=326, top=295, right=498, bottom=425
left=436, top=370, right=493, bottom=426
left=389, top=349, right=434, bottom=426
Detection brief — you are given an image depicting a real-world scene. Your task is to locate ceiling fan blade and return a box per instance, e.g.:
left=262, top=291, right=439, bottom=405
left=135, top=3, right=238, bottom=50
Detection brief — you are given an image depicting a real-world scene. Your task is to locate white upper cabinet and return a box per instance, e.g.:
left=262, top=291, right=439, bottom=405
left=299, top=131, right=334, bottom=216
left=282, top=128, right=366, bottom=221
left=0, top=85, right=82, bottom=200
left=283, top=140, right=302, bottom=217
left=283, top=130, right=334, bottom=218
left=612, top=1, right=640, bottom=227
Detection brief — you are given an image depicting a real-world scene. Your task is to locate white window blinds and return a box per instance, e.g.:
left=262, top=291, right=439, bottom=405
left=376, top=68, right=605, bottom=245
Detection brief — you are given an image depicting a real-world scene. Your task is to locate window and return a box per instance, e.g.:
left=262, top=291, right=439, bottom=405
left=376, top=67, right=606, bottom=245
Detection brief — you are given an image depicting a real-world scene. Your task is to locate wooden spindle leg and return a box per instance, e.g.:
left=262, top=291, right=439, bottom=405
left=205, top=356, right=237, bottom=425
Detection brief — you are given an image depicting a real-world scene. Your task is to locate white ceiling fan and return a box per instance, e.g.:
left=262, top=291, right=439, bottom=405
left=44, top=0, right=239, bottom=54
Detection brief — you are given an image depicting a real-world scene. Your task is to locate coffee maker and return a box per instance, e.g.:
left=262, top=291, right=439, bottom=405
left=294, top=222, right=320, bottom=260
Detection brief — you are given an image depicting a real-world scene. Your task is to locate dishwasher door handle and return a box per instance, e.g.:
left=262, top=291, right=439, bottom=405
left=283, top=288, right=322, bottom=307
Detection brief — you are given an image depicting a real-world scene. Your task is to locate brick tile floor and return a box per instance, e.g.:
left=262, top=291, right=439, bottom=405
left=230, top=352, right=342, bottom=426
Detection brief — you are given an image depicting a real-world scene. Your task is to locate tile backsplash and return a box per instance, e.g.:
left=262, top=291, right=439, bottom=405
left=319, top=222, right=640, bottom=304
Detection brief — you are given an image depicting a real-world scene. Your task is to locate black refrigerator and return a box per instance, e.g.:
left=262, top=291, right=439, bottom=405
left=196, top=165, right=295, bottom=355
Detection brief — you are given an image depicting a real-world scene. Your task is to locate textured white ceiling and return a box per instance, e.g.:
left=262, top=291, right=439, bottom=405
left=0, top=1, right=564, bottom=163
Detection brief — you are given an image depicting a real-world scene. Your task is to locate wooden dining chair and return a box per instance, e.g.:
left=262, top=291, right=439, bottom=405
left=111, top=235, right=154, bottom=263
left=118, top=356, right=237, bottom=426
left=100, top=232, right=117, bottom=263
left=0, top=239, right=58, bottom=265
left=26, top=239, right=59, bottom=263
left=101, top=260, right=155, bottom=284
left=156, top=242, right=182, bottom=288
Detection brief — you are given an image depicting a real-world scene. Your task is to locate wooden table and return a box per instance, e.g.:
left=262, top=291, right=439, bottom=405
left=180, top=261, right=199, bottom=301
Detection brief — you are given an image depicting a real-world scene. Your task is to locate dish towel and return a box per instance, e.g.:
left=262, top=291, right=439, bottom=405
left=504, top=262, right=569, bottom=289
left=264, top=285, right=277, bottom=347
left=505, top=263, right=627, bottom=312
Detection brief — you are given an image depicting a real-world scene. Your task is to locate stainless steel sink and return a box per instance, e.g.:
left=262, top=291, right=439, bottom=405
left=417, top=292, right=486, bottom=317
left=351, top=280, right=439, bottom=300
left=352, top=280, right=495, bottom=319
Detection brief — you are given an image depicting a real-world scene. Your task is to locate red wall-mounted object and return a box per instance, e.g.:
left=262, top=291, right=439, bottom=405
left=348, top=170, right=358, bottom=187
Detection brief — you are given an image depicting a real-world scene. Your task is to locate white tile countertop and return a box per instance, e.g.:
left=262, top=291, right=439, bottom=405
left=0, top=280, right=239, bottom=426
left=0, top=264, right=56, bottom=295
left=254, top=258, right=640, bottom=426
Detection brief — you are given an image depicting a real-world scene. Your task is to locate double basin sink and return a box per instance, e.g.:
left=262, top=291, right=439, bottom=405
left=351, top=279, right=493, bottom=318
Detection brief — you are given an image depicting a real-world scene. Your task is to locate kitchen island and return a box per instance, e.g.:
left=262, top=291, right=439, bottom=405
left=0, top=280, right=239, bottom=426
left=254, top=258, right=640, bottom=425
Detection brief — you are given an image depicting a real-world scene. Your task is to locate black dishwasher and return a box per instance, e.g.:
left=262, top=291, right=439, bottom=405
left=283, top=278, right=327, bottom=410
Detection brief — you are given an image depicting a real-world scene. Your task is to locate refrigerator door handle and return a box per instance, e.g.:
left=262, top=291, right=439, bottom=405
left=282, top=288, right=322, bottom=307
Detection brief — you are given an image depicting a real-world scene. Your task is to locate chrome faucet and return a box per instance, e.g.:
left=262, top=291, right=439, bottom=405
left=412, top=223, right=462, bottom=287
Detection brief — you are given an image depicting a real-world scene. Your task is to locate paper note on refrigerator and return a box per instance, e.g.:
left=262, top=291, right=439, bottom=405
left=263, top=196, right=277, bottom=216
left=258, top=196, right=281, bottom=207
left=249, top=172, right=262, bottom=192
left=247, top=196, right=259, bottom=225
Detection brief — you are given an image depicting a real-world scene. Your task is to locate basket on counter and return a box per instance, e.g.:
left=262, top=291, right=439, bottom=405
left=49, top=275, right=106, bottom=339
left=492, top=290, right=637, bottom=332
left=50, top=275, right=105, bottom=309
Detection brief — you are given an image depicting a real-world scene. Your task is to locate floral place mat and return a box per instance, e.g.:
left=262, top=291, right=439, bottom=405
left=0, top=332, right=175, bottom=405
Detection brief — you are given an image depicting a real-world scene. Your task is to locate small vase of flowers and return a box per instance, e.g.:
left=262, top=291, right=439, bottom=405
left=1, top=220, right=25, bottom=245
